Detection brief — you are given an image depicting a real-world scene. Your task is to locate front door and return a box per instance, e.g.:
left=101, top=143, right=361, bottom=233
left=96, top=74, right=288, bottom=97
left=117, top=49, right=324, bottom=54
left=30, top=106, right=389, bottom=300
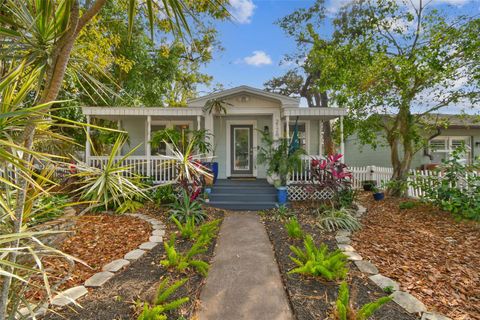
left=230, top=125, right=253, bottom=175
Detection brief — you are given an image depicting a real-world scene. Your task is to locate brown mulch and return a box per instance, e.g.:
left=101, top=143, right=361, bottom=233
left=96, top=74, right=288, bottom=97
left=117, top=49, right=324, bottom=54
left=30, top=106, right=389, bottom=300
left=352, top=193, right=480, bottom=320
left=263, top=208, right=416, bottom=320
left=28, top=215, right=151, bottom=300
left=44, top=207, right=225, bottom=320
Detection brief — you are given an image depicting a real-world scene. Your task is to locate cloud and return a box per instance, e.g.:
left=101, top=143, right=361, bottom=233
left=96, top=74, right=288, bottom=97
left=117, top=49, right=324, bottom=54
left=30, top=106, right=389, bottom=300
left=230, top=0, right=256, bottom=24
left=325, top=0, right=474, bottom=14
left=240, top=51, right=273, bottom=66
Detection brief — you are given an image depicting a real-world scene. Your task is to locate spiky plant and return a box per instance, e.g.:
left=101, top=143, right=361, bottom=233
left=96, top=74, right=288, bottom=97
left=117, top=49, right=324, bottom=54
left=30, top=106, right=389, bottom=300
left=160, top=235, right=210, bottom=276
left=285, top=217, right=304, bottom=239
left=172, top=216, right=197, bottom=240
left=169, top=190, right=206, bottom=223
left=316, top=208, right=361, bottom=232
left=334, top=282, right=392, bottom=320
left=289, top=235, right=348, bottom=281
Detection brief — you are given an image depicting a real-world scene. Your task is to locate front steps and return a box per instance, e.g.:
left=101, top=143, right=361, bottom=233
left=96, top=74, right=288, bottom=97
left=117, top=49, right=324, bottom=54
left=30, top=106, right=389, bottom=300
left=207, top=179, right=277, bottom=211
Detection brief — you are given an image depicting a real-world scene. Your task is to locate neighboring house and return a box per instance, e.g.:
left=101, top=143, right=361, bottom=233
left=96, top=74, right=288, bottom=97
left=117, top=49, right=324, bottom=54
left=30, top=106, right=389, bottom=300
left=344, top=114, right=480, bottom=169
left=82, top=85, right=347, bottom=182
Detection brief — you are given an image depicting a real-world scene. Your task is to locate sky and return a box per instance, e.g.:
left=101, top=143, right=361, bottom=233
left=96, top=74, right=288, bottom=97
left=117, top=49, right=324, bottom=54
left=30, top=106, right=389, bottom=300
left=199, top=0, right=480, bottom=97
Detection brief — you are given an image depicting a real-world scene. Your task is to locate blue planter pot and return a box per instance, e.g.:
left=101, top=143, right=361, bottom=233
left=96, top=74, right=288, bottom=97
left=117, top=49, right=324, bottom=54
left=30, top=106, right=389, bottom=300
left=202, top=162, right=219, bottom=183
left=277, top=187, right=288, bottom=205
left=373, top=192, right=385, bottom=201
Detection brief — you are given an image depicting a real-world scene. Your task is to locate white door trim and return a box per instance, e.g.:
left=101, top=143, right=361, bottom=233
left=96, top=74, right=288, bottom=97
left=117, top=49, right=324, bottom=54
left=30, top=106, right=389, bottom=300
left=226, top=120, right=258, bottom=178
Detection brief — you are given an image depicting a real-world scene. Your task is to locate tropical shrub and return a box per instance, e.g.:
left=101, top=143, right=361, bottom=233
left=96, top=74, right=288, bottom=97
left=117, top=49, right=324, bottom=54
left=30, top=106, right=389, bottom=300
left=333, top=282, right=392, bottom=320
left=149, top=184, right=177, bottom=205
left=285, top=217, right=304, bottom=239
left=169, top=190, right=206, bottom=223
left=410, top=146, right=480, bottom=220
left=75, top=134, right=148, bottom=211
left=137, top=277, right=189, bottom=320
left=257, top=131, right=305, bottom=186
left=289, top=235, right=348, bottom=281
left=398, top=201, right=416, bottom=210
left=115, top=199, right=144, bottom=214
left=317, top=208, right=361, bottom=232
left=308, top=154, right=352, bottom=205
left=160, top=235, right=210, bottom=276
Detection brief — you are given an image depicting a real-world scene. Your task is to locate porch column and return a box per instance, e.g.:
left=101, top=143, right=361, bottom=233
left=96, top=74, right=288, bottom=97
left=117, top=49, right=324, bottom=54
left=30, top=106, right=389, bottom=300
left=117, top=120, right=122, bottom=156
left=85, top=115, right=91, bottom=164
left=146, top=115, right=151, bottom=177
left=285, top=115, right=290, bottom=140
left=204, top=113, right=214, bottom=158
left=197, top=115, right=201, bottom=131
left=340, top=116, right=345, bottom=163
left=319, top=120, right=323, bottom=156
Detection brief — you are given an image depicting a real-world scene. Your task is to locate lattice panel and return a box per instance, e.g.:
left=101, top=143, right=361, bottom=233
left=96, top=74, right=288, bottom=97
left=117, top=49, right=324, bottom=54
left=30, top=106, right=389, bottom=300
left=287, top=185, right=334, bottom=201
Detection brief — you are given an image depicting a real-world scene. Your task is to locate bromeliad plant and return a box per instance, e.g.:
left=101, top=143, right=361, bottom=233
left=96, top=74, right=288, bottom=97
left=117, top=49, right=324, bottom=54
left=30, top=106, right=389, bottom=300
left=289, top=235, right=348, bottom=281
left=169, top=190, right=207, bottom=223
left=333, top=282, right=392, bottom=320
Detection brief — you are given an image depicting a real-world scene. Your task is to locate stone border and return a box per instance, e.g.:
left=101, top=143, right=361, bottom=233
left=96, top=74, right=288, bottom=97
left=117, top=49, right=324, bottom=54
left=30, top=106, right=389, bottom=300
left=20, top=213, right=166, bottom=318
left=334, top=203, right=451, bottom=320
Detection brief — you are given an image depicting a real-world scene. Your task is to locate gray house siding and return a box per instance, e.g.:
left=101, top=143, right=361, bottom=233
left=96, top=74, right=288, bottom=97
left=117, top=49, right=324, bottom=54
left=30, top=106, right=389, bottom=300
left=345, top=128, right=480, bottom=168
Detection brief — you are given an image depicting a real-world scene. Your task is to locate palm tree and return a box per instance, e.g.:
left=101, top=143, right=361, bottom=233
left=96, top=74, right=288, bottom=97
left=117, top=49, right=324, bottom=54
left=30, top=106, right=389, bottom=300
left=203, top=98, right=232, bottom=115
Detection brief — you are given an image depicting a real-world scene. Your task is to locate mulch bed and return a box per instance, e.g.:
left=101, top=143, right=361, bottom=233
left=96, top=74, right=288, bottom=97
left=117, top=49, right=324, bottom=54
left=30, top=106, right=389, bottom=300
left=28, top=215, right=151, bottom=300
left=44, top=207, right=224, bottom=320
left=352, top=193, right=480, bottom=320
left=263, top=208, right=415, bottom=320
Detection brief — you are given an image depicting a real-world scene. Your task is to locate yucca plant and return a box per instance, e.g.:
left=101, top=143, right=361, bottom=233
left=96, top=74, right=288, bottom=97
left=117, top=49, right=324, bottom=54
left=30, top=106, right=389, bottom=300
left=334, top=282, right=392, bottom=320
left=289, top=235, right=348, bottom=281
left=317, top=208, right=361, bottom=232
left=137, top=277, right=189, bottom=320
left=74, top=134, right=149, bottom=211
left=285, top=217, right=304, bottom=239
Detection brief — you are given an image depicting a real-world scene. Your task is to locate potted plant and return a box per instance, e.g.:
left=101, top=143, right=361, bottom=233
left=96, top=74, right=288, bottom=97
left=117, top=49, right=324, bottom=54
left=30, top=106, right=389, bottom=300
left=258, top=131, right=305, bottom=205
left=362, top=180, right=377, bottom=191
left=372, top=186, right=385, bottom=201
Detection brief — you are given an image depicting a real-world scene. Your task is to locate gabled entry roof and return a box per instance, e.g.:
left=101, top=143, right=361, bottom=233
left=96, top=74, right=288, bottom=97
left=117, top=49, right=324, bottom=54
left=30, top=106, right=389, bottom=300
left=187, top=85, right=300, bottom=108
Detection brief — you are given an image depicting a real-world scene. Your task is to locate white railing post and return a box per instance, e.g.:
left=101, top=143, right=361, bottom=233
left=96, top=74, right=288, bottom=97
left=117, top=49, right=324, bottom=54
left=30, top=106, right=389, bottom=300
left=340, top=116, right=345, bottom=162
left=146, top=116, right=151, bottom=177
left=85, top=115, right=91, bottom=165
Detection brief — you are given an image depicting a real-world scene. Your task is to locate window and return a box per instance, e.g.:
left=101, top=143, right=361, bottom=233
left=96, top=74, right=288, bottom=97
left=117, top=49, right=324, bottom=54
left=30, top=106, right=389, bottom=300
left=429, top=136, right=471, bottom=164
left=150, top=121, right=192, bottom=155
left=285, top=121, right=308, bottom=152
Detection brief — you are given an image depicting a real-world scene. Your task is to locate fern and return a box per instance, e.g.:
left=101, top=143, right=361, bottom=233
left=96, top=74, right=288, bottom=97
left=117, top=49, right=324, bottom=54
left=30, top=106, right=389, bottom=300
left=317, top=208, right=361, bottom=232
left=137, top=277, right=189, bottom=320
left=333, top=282, right=392, bottom=320
left=172, top=216, right=197, bottom=240
left=115, top=199, right=144, bottom=214
left=288, top=235, right=348, bottom=281
left=285, top=217, right=304, bottom=239
left=160, top=235, right=210, bottom=276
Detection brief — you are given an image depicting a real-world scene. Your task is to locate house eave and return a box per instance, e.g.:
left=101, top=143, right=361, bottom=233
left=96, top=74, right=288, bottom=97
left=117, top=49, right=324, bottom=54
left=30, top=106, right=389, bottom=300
left=282, top=107, right=347, bottom=119
left=81, top=106, right=204, bottom=117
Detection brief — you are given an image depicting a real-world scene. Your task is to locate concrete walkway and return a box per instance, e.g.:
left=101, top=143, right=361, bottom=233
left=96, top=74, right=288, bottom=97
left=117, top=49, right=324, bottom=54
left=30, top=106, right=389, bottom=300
left=197, top=212, right=293, bottom=320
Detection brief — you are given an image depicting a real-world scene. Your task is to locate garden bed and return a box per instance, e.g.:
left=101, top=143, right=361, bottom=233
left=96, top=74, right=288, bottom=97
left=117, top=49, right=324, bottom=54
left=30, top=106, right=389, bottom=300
left=262, top=208, right=415, bottom=320
left=44, top=207, right=224, bottom=320
left=353, top=193, right=480, bottom=320
left=28, top=214, right=151, bottom=301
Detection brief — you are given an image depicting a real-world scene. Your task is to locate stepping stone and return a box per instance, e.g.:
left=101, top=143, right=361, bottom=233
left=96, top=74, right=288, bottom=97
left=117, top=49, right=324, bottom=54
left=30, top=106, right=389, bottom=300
left=18, top=304, right=48, bottom=317
left=335, top=236, right=351, bottom=244
left=337, top=244, right=355, bottom=252
left=336, top=230, right=352, bottom=237
left=124, top=249, right=146, bottom=260
left=85, top=272, right=114, bottom=288
left=139, top=242, right=158, bottom=250
left=354, top=260, right=379, bottom=274
left=149, top=236, right=163, bottom=243
left=344, top=251, right=362, bottom=261
left=51, top=286, right=88, bottom=306
left=102, top=259, right=130, bottom=272
left=392, top=291, right=427, bottom=314
left=356, top=204, right=367, bottom=215
left=369, top=274, right=399, bottom=291
left=152, top=229, right=165, bottom=236
left=421, top=312, right=452, bottom=320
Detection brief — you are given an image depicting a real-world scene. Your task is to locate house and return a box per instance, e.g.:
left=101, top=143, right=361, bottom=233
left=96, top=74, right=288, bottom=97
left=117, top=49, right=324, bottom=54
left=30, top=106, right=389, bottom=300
left=344, top=114, right=480, bottom=169
left=82, top=85, right=347, bottom=183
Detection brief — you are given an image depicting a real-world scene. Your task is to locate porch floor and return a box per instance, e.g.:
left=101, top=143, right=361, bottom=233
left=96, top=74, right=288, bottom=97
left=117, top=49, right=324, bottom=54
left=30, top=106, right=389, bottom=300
left=207, top=179, right=277, bottom=211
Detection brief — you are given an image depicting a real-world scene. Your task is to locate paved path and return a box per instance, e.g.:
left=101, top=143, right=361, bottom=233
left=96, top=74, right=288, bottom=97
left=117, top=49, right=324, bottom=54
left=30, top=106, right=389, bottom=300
left=197, top=212, right=293, bottom=320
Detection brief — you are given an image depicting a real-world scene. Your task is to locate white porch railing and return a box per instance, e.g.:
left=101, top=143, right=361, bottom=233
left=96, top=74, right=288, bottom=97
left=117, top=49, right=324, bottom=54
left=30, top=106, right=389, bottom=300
left=88, top=156, right=177, bottom=183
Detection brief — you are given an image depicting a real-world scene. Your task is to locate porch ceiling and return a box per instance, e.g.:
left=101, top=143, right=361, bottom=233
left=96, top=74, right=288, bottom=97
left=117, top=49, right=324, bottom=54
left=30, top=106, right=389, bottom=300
left=281, top=107, right=347, bottom=119
left=82, top=106, right=204, bottom=118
